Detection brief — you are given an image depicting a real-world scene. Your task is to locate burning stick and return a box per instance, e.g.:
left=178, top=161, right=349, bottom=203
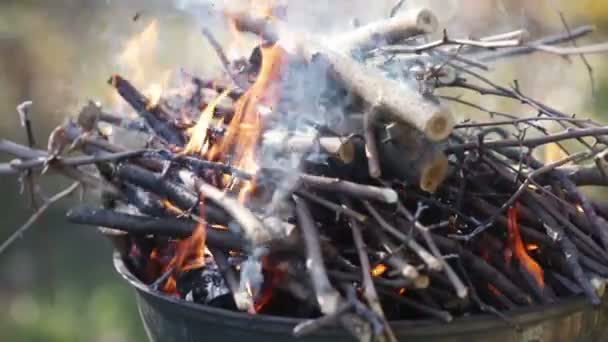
left=334, top=8, right=439, bottom=53
left=66, top=206, right=243, bottom=250
left=109, top=75, right=185, bottom=146
left=377, top=122, right=449, bottom=192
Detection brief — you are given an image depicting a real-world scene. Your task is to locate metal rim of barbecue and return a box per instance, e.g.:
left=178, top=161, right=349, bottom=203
left=113, top=251, right=606, bottom=338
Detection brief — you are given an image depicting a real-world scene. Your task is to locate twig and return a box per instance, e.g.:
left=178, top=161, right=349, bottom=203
left=345, top=197, right=397, bottom=342
left=363, top=201, right=442, bottom=271
left=530, top=42, right=608, bottom=56
left=388, top=0, right=406, bottom=18
left=396, top=203, right=468, bottom=299
left=294, top=195, right=342, bottom=315
left=201, top=28, right=248, bottom=89
left=298, top=173, right=397, bottom=203
left=378, top=29, right=520, bottom=54
left=0, top=182, right=80, bottom=255
left=0, top=150, right=148, bottom=174
left=445, top=126, right=608, bottom=153
left=295, top=189, right=368, bottom=223
left=476, top=25, right=594, bottom=61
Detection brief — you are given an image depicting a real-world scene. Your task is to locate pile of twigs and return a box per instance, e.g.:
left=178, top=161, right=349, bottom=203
left=3, top=6, right=608, bottom=342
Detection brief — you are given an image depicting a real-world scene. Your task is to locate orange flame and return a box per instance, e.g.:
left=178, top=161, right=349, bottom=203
left=371, top=263, right=388, bottom=277
left=207, top=43, right=288, bottom=202
left=507, top=204, right=544, bottom=288
left=183, top=88, right=232, bottom=156
left=158, top=200, right=208, bottom=294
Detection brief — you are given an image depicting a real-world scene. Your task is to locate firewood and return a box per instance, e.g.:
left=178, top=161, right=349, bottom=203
left=376, top=122, right=449, bottom=192
left=334, top=8, right=439, bottom=53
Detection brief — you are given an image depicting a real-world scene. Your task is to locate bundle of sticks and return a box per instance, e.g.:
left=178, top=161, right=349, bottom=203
left=3, top=6, right=608, bottom=342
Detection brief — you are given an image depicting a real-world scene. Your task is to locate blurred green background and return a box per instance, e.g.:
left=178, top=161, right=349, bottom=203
left=1, top=1, right=608, bottom=341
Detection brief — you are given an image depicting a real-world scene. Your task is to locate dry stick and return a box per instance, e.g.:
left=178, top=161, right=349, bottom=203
left=201, top=28, right=248, bottom=90
left=347, top=205, right=398, bottom=342
left=430, top=233, right=531, bottom=305
left=295, top=189, right=368, bottom=223
left=524, top=194, right=601, bottom=305
left=66, top=205, right=243, bottom=250
left=0, top=150, right=148, bottom=174
left=560, top=164, right=608, bottom=186
left=16, top=101, right=38, bottom=208
left=363, top=201, right=442, bottom=272
left=370, top=228, right=421, bottom=282
left=475, top=25, right=594, bottom=62
left=445, top=126, right=608, bottom=153
left=463, top=152, right=587, bottom=240
left=395, top=203, right=469, bottom=299
left=388, top=0, right=406, bottom=18
left=293, top=197, right=370, bottom=341
left=297, top=173, right=397, bottom=203
left=378, top=29, right=521, bottom=54
left=364, top=109, right=382, bottom=178
left=493, top=148, right=608, bottom=259
left=479, top=29, right=528, bottom=42
left=294, top=196, right=342, bottom=315
left=0, top=139, right=121, bottom=196
left=229, top=11, right=455, bottom=141
left=550, top=5, right=596, bottom=99
left=334, top=7, right=438, bottom=53
left=0, top=182, right=80, bottom=255
left=531, top=42, right=608, bottom=56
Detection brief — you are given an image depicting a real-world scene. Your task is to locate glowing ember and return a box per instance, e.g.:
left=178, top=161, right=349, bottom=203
left=526, top=243, right=539, bottom=252
left=371, top=263, right=388, bottom=277
left=507, top=204, right=544, bottom=288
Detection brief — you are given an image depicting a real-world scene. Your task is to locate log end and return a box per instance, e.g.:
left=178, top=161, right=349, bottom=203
left=419, top=152, right=449, bottom=193
left=414, top=8, right=439, bottom=34
left=413, top=275, right=430, bottom=289
left=423, top=105, right=455, bottom=141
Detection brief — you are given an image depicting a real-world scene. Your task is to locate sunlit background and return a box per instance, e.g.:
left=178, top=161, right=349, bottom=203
left=1, top=1, right=608, bottom=341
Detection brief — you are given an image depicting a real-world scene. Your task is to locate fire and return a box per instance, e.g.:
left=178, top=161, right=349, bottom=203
left=371, top=263, right=388, bottom=277
left=182, top=88, right=232, bottom=155
left=207, top=43, right=289, bottom=202
left=507, top=204, right=544, bottom=288
left=156, top=200, right=208, bottom=293
left=116, top=19, right=171, bottom=112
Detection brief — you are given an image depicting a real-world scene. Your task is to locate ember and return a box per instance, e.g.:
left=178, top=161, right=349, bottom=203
left=3, top=3, right=608, bottom=342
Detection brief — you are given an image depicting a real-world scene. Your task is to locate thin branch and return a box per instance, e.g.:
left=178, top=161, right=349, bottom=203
left=379, top=29, right=520, bottom=54
left=446, top=126, right=608, bottom=153
left=0, top=182, right=80, bottom=256
left=201, top=27, right=248, bottom=89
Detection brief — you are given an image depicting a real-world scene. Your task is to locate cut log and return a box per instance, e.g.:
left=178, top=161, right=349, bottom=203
left=333, top=8, right=438, bottom=53
left=376, top=122, right=449, bottom=192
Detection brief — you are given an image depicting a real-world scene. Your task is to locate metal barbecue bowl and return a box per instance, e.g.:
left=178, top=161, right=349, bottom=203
left=114, top=252, right=608, bottom=342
